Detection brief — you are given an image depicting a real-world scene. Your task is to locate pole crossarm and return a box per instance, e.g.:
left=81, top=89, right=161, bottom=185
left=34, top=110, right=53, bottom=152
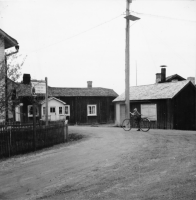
left=124, top=15, right=140, bottom=21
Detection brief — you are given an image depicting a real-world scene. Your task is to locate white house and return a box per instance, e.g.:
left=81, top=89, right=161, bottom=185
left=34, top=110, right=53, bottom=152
left=41, top=97, right=68, bottom=121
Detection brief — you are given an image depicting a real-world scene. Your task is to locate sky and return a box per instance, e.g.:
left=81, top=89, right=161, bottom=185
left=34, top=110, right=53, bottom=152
left=0, top=0, right=196, bottom=95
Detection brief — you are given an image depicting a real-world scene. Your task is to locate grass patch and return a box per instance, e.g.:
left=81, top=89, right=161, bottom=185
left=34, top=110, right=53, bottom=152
left=68, top=133, right=85, bottom=141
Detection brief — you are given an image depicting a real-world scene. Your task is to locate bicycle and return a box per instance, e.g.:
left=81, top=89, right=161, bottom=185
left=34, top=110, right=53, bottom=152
left=122, top=115, right=151, bottom=132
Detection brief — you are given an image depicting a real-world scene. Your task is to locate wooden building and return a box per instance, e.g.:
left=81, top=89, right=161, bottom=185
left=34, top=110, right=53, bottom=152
left=16, top=80, right=118, bottom=125
left=113, top=80, right=196, bottom=130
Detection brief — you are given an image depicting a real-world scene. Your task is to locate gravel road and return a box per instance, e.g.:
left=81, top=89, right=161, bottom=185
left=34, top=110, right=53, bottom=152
left=0, top=126, right=196, bottom=200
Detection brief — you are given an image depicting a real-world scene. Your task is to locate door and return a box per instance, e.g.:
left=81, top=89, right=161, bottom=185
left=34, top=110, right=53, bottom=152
left=120, top=104, right=125, bottom=126
left=50, top=107, right=56, bottom=121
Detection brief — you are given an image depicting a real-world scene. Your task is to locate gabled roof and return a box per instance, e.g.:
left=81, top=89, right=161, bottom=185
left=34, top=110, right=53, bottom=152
left=17, top=83, right=32, bottom=96
left=0, top=29, right=18, bottom=49
left=40, top=97, right=66, bottom=105
left=113, top=80, right=191, bottom=102
left=166, top=74, right=186, bottom=82
left=48, top=87, right=118, bottom=97
left=17, top=84, right=118, bottom=97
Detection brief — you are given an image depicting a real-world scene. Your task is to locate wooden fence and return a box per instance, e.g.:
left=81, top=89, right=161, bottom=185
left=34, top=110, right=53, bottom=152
left=0, top=121, right=65, bottom=159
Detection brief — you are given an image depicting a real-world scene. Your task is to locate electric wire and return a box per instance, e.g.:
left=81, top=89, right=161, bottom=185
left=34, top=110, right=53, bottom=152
left=139, top=17, right=194, bottom=70
left=27, top=13, right=124, bottom=54
left=138, top=22, right=157, bottom=70
left=131, top=10, right=196, bottom=23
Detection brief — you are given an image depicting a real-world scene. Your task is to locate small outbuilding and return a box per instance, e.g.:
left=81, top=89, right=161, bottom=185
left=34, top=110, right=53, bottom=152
left=113, top=80, right=196, bottom=130
left=40, top=97, right=66, bottom=121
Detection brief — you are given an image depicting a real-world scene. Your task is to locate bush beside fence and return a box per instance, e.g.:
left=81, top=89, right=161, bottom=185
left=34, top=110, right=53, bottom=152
left=0, top=122, right=65, bottom=159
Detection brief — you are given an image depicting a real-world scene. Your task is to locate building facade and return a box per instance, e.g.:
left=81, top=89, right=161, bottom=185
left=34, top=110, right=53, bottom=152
left=113, top=79, right=196, bottom=130
left=16, top=80, right=118, bottom=125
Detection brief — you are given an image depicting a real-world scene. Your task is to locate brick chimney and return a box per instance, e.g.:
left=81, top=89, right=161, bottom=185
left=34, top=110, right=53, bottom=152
left=161, top=65, right=166, bottom=83
left=23, top=74, right=31, bottom=84
left=187, top=77, right=195, bottom=85
left=87, top=81, right=92, bottom=88
left=155, top=73, right=161, bottom=83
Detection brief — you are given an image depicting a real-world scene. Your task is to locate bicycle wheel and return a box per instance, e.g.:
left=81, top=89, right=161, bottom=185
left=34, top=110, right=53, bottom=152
left=122, top=119, right=131, bottom=131
left=140, top=118, right=151, bottom=132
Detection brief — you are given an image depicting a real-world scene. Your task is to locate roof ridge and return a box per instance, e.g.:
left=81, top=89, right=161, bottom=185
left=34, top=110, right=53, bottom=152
left=48, top=86, right=114, bottom=90
left=130, top=79, right=189, bottom=88
left=113, top=80, right=190, bottom=102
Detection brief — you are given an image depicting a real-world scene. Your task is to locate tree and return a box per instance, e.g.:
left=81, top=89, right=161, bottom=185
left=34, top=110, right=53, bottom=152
left=0, top=36, right=26, bottom=122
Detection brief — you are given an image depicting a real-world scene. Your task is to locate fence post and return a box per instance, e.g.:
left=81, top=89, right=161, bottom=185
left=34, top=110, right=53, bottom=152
left=33, top=96, right=37, bottom=151
left=64, top=124, right=68, bottom=142
left=7, top=126, right=11, bottom=157
left=66, top=124, right=69, bottom=142
left=64, top=123, right=69, bottom=142
left=64, top=119, right=69, bottom=143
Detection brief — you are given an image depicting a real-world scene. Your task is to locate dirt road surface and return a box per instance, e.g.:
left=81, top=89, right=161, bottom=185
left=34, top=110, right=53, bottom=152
left=0, top=126, right=196, bottom=200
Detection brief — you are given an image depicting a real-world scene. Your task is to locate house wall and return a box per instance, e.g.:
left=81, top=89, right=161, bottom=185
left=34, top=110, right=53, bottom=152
left=114, top=102, right=125, bottom=126
left=0, top=38, right=4, bottom=121
left=114, top=83, right=196, bottom=130
left=0, top=37, right=4, bottom=71
left=172, top=83, right=196, bottom=130
left=19, top=97, right=40, bottom=123
left=19, top=96, right=116, bottom=124
left=41, top=99, right=66, bottom=121
left=114, top=99, right=174, bottom=129
left=58, top=96, right=115, bottom=124
left=15, top=105, right=20, bottom=121
left=130, top=100, right=174, bottom=129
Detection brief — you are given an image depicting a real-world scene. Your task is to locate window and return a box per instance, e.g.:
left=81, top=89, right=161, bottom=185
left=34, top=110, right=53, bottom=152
left=43, top=107, right=45, bottom=115
left=65, top=105, right=70, bottom=115
left=50, top=107, right=55, bottom=113
left=87, top=105, right=97, bottom=116
left=59, top=107, right=62, bottom=114
left=28, top=105, right=39, bottom=117
left=141, top=104, right=157, bottom=121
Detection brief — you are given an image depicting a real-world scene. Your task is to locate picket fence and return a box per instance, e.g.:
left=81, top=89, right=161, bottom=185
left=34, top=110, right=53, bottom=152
left=0, top=121, right=65, bottom=159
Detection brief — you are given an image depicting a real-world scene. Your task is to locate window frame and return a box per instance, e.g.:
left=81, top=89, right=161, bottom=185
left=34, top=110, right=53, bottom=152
left=43, top=107, right=46, bottom=115
left=141, top=104, right=157, bottom=121
left=28, top=105, right=39, bottom=117
left=59, top=106, right=63, bottom=115
left=50, top=107, right=56, bottom=113
left=87, top=104, right=97, bottom=116
left=65, top=105, right=70, bottom=116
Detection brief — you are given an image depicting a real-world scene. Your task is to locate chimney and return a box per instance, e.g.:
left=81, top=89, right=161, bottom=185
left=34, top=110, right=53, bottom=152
left=87, top=81, right=92, bottom=88
left=23, top=74, right=31, bottom=84
left=155, top=73, right=161, bottom=83
left=187, top=77, right=195, bottom=85
left=160, top=65, right=166, bottom=83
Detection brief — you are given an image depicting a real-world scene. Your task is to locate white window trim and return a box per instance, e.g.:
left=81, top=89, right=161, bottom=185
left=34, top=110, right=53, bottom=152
left=59, top=106, right=63, bottom=115
left=28, top=105, right=39, bottom=117
left=87, top=105, right=97, bottom=116
left=50, top=106, right=56, bottom=113
left=141, top=104, right=157, bottom=121
left=65, top=105, right=70, bottom=116
left=43, top=107, right=46, bottom=115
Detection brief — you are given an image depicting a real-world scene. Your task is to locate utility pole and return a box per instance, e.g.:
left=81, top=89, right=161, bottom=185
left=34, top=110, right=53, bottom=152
left=136, top=60, right=137, bottom=86
left=45, top=77, right=48, bottom=126
left=125, top=0, right=131, bottom=119
left=124, top=1, right=140, bottom=119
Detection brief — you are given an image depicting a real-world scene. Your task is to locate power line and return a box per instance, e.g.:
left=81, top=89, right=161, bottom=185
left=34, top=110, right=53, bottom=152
left=132, top=10, right=196, bottom=23
left=27, top=13, right=123, bottom=54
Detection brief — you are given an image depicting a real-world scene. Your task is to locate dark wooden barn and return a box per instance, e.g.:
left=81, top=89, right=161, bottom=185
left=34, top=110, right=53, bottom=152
left=113, top=80, right=196, bottom=130
left=16, top=81, right=118, bottom=125
left=48, top=86, right=118, bottom=124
